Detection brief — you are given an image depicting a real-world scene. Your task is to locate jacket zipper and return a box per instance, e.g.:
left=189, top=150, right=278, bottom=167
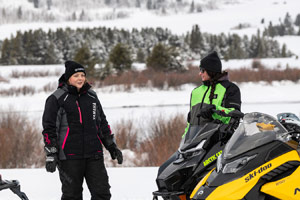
left=198, top=86, right=210, bottom=124
left=76, top=100, right=82, bottom=124
left=77, top=97, right=85, bottom=157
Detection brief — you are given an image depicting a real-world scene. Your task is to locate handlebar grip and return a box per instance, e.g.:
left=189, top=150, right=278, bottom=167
left=212, top=109, right=244, bottom=118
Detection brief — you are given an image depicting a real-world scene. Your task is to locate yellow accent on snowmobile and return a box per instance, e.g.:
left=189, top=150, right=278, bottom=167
left=256, top=122, right=275, bottom=131
left=261, top=165, right=300, bottom=200
left=193, top=150, right=300, bottom=200
left=190, top=168, right=215, bottom=198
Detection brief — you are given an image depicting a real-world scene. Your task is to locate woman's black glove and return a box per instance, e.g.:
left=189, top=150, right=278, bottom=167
left=107, top=144, right=123, bottom=164
left=44, top=146, right=58, bottom=173
left=46, top=154, right=58, bottom=173
left=200, top=105, right=216, bottom=119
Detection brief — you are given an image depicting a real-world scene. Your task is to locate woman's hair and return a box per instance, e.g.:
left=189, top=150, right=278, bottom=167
left=206, top=71, right=228, bottom=104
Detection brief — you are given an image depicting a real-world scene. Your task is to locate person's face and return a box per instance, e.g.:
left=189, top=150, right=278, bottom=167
left=68, top=72, right=86, bottom=90
left=199, top=68, right=211, bottom=81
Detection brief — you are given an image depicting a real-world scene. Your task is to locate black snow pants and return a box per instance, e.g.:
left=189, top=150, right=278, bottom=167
left=59, top=156, right=111, bottom=200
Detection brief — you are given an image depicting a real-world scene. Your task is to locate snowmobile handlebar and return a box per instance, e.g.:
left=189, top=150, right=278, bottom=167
left=212, top=109, right=244, bottom=119
left=0, top=177, right=29, bottom=200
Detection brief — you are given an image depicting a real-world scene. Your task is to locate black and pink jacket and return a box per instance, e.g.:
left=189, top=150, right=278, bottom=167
left=42, top=75, right=114, bottom=160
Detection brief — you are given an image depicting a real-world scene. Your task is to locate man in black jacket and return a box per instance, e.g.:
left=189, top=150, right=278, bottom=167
left=42, top=60, right=122, bottom=200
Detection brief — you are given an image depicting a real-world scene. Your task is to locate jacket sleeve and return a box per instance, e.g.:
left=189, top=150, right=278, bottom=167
left=222, top=83, right=241, bottom=111
left=214, top=83, right=241, bottom=124
left=42, top=95, right=59, bottom=148
left=182, top=91, right=193, bottom=138
left=96, top=98, right=115, bottom=149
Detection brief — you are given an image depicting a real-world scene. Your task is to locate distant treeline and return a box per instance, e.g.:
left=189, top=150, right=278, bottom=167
left=0, top=25, right=292, bottom=66
left=263, top=12, right=300, bottom=37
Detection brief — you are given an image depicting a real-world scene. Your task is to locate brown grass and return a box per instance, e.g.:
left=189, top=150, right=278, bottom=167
left=0, top=86, right=36, bottom=96
left=0, top=110, right=44, bottom=168
left=10, top=69, right=61, bottom=78
left=94, top=67, right=201, bottom=90
left=94, top=62, right=300, bottom=90
left=113, top=114, right=186, bottom=167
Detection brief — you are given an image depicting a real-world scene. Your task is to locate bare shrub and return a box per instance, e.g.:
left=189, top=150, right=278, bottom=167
left=41, top=82, right=57, bottom=93
left=110, top=114, right=186, bottom=167
left=0, top=86, right=36, bottom=96
left=138, top=114, right=186, bottom=166
left=251, top=59, right=265, bottom=70
left=0, top=75, right=9, bottom=83
left=95, top=67, right=201, bottom=90
left=229, top=67, right=300, bottom=83
left=10, top=70, right=60, bottom=78
left=0, top=110, right=44, bottom=168
left=114, top=119, right=139, bottom=150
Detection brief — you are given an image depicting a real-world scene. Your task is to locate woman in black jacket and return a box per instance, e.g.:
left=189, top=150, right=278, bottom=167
left=42, top=60, right=123, bottom=200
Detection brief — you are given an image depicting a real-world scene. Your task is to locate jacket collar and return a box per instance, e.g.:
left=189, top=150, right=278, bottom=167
left=202, top=72, right=229, bottom=86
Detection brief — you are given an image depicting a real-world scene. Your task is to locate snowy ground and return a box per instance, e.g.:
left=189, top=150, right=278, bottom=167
left=0, top=167, right=159, bottom=200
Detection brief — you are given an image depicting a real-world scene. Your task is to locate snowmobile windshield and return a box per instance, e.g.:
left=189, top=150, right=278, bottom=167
left=223, top=112, right=288, bottom=160
left=179, top=123, right=220, bottom=151
left=277, top=113, right=300, bottom=121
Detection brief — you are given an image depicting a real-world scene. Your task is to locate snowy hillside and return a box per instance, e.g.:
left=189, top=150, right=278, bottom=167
left=1, top=0, right=300, bottom=58
left=0, top=0, right=240, bottom=24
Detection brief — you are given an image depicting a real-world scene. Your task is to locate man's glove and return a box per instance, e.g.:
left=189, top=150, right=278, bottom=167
left=107, top=144, right=123, bottom=164
left=44, top=146, right=58, bottom=173
left=200, top=104, right=216, bottom=119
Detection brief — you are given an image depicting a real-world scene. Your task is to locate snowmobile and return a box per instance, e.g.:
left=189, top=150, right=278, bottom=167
left=190, top=112, right=300, bottom=200
left=277, top=112, right=300, bottom=127
left=153, top=109, right=244, bottom=200
left=0, top=174, right=29, bottom=200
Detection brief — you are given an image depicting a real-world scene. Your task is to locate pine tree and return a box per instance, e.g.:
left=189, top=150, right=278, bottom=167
left=72, top=12, right=77, bottom=21
left=147, top=0, right=152, bottom=10
left=79, top=10, right=85, bottom=21
left=105, top=0, right=111, bottom=6
left=45, top=43, right=57, bottom=64
left=190, top=0, right=195, bottom=13
left=108, top=43, right=132, bottom=73
left=295, top=14, right=300, bottom=26
left=17, top=6, right=22, bottom=20
left=189, top=25, right=202, bottom=53
left=47, top=0, right=52, bottom=10
left=10, top=32, right=24, bottom=64
left=135, top=0, right=141, bottom=8
left=267, top=22, right=275, bottom=37
left=73, top=44, right=97, bottom=77
left=1, top=39, right=11, bottom=64
left=281, top=44, right=287, bottom=57
left=283, top=12, right=292, bottom=27
left=33, top=0, right=39, bottom=8
left=146, top=43, right=170, bottom=71
left=136, top=48, right=145, bottom=63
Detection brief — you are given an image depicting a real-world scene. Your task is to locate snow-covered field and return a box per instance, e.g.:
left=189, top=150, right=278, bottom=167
left=0, top=167, right=158, bottom=200
left=1, top=61, right=300, bottom=128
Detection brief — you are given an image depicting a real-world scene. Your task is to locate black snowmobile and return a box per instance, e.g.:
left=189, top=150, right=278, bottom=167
left=0, top=174, right=29, bottom=200
left=153, top=109, right=244, bottom=200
